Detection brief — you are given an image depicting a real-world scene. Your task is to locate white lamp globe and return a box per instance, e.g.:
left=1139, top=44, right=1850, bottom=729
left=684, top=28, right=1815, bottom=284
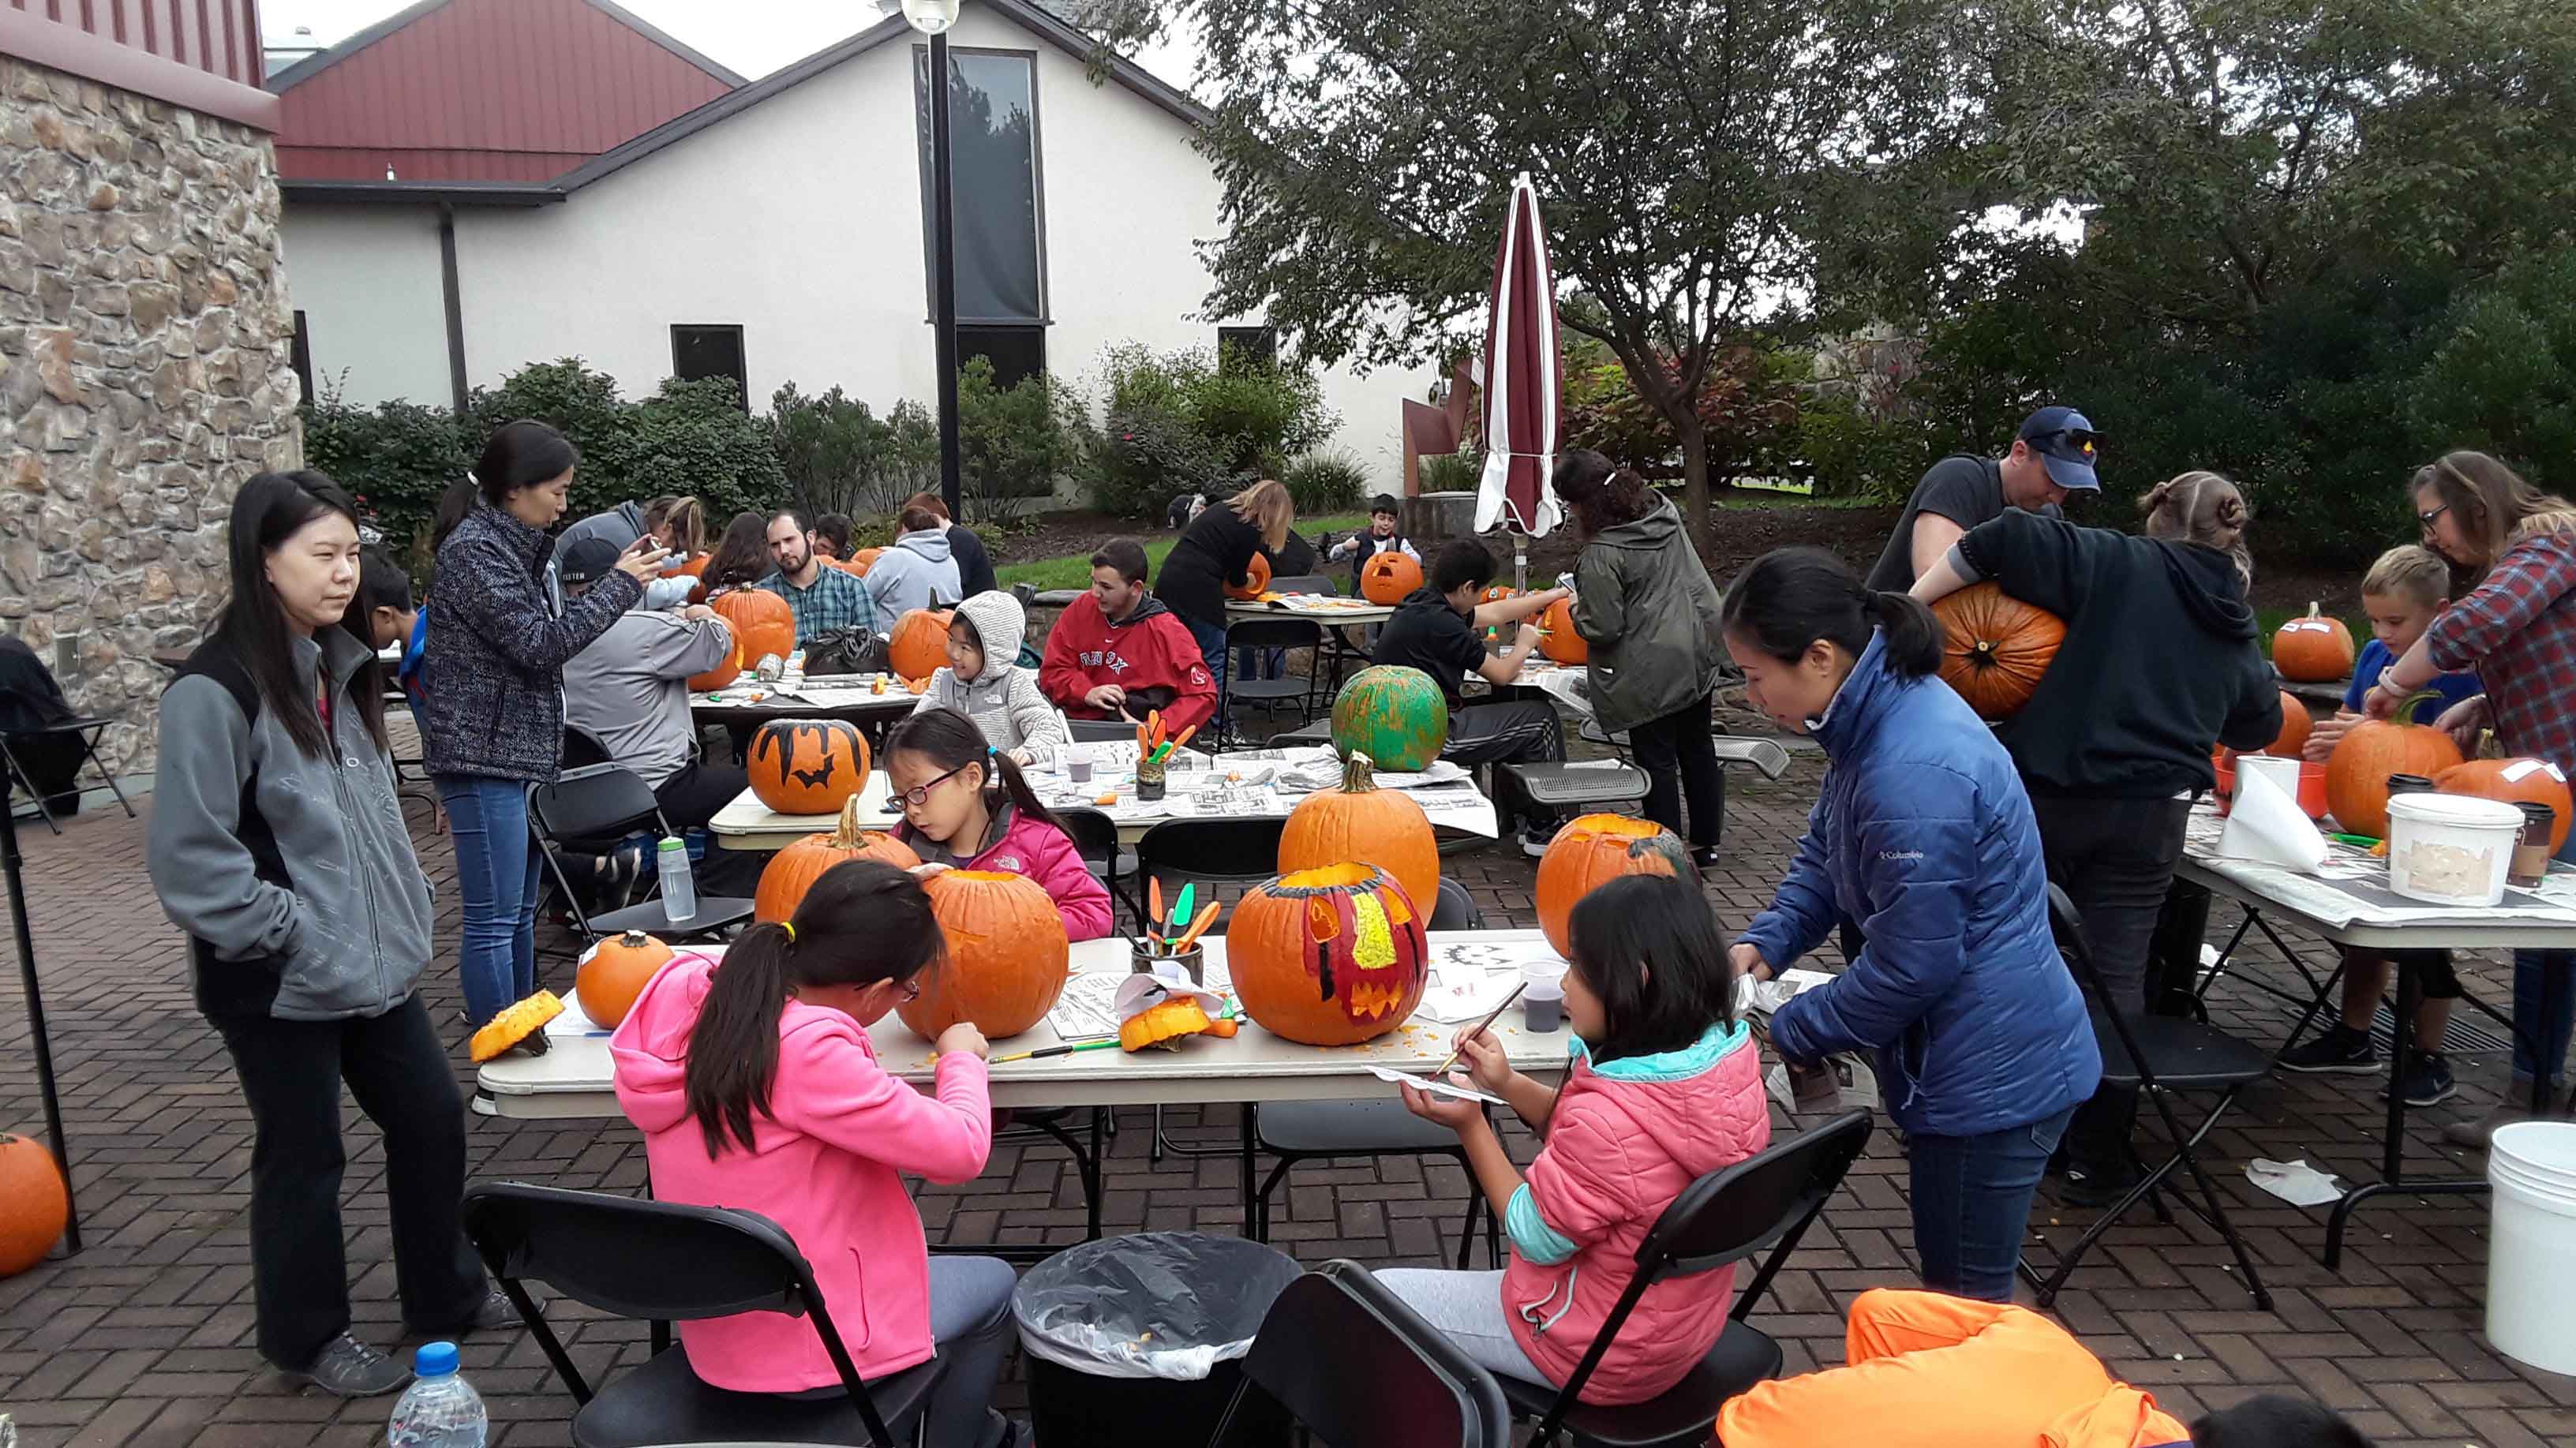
left=902, top=0, right=962, bottom=34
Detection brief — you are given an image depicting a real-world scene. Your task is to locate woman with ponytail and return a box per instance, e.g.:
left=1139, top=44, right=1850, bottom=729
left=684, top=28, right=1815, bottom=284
left=610, top=859, right=1021, bottom=1447
left=884, top=707, right=1114, bottom=941
left=1909, top=471, right=2281, bottom=1204
left=1724, top=548, right=2098, bottom=1301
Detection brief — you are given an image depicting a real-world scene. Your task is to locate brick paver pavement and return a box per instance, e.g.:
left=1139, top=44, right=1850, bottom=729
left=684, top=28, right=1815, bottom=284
left=3, top=751, right=2574, bottom=1445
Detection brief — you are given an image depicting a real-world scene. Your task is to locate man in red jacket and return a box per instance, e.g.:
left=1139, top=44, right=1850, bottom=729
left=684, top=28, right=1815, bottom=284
left=1040, top=538, right=1217, bottom=733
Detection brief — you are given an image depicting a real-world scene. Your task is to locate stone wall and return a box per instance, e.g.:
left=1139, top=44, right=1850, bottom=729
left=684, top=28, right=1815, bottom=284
left=0, top=55, right=301, bottom=777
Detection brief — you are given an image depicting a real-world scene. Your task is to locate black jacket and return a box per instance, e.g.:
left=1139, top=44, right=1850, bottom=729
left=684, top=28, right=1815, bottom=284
left=1956, top=511, right=2281, bottom=797
left=949, top=524, right=998, bottom=598
left=1157, top=504, right=1264, bottom=627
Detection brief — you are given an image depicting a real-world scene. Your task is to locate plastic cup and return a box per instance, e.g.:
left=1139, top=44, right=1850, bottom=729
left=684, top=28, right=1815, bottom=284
left=1067, top=746, right=1093, bottom=784
left=1523, top=978, right=1565, bottom=1033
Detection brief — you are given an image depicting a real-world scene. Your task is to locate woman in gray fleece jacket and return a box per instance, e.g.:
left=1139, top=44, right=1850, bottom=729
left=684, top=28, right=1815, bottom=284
left=150, top=473, right=509, bottom=1398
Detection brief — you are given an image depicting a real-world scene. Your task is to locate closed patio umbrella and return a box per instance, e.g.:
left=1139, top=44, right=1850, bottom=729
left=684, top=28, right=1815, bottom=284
left=1474, top=171, right=1563, bottom=587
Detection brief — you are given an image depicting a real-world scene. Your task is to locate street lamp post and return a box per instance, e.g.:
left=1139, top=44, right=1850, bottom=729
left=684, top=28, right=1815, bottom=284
left=904, top=0, right=964, bottom=520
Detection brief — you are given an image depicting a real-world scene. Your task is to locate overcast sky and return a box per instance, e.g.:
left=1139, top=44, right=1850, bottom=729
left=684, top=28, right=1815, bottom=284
left=259, top=0, right=1199, bottom=89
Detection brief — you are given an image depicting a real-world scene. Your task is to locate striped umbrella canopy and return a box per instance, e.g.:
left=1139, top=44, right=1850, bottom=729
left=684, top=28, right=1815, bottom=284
left=1474, top=172, right=1564, bottom=544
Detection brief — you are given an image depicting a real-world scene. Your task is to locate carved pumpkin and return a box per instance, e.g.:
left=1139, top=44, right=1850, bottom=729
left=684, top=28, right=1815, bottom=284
left=1331, top=665, right=1451, bottom=773
left=1360, top=549, right=1422, bottom=604
left=755, top=798, right=923, bottom=923
left=899, top=870, right=1071, bottom=1040
left=2325, top=692, right=2466, bottom=839
left=2438, top=734, right=2572, bottom=853
left=685, top=631, right=744, bottom=693
left=1537, top=596, right=1587, bottom=665
left=1280, top=752, right=1439, bottom=918
left=1537, top=814, right=1690, bottom=957
left=712, top=588, right=796, bottom=668
left=889, top=608, right=955, bottom=683
left=0, top=1132, right=69, bottom=1278
left=750, top=718, right=870, bottom=816
left=577, top=930, right=672, bottom=1031
left=2274, top=602, right=2356, bottom=683
left=1933, top=583, right=2065, bottom=720
left=1226, top=552, right=1274, bottom=601
left=2263, top=691, right=2312, bottom=758
left=1229, top=862, right=1428, bottom=1046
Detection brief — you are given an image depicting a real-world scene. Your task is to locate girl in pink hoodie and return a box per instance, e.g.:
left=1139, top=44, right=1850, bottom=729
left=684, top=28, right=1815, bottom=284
left=886, top=707, right=1114, bottom=941
left=608, top=859, right=1022, bottom=1448
left=1381, top=874, right=1772, bottom=1405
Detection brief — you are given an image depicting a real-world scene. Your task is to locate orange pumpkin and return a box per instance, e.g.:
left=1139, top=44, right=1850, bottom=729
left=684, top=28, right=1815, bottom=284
left=1360, top=549, right=1423, bottom=604
left=2274, top=602, right=2357, bottom=683
left=2324, top=691, right=2466, bottom=838
left=2263, top=691, right=2312, bottom=758
left=1228, top=862, right=1428, bottom=1046
left=1226, top=552, right=1274, bottom=601
left=848, top=547, right=883, bottom=574
left=1537, top=814, right=1690, bottom=958
left=1537, top=596, right=1587, bottom=665
left=676, top=552, right=712, bottom=604
left=712, top=588, right=796, bottom=668
left=754, top=798, right=923, bottom=923
left=0, top=1132, right=69, bottom=1278
left=2437, top=735, right=2572, bottom=853
left=889, top=608, right=955, bottom=683
left=898, top=870, right=1070, bottom=1040
left=576, top=930, right=673, bottom=1031
left=749, top=718, right=870, bottom=816
left=1279, top=752, right=1438, bottom=918
left=1933, top=583, right=2065, bottom=720
left=685, top=631, right=745, bottom=692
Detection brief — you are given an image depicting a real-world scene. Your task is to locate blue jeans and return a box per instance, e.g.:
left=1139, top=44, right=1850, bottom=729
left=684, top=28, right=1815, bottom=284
left=1183, top=615, right=1230, bottom=732
left=436, top=775, right=541, bottom=1027
left=2509, top=831, right=2576, bottom=1091
left=1907, top=1106, right=2075, bottom=1301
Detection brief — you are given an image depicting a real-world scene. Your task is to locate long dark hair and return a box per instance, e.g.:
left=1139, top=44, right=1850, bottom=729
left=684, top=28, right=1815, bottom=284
left=427, top=477, right=479, bottom=556
left=1551, top=448, right=1656, bottom=538
left=474, top=419, right=578, bottom=508
left=1720, top=547, right=1941, bottom=678
left=702, top=510, right=772, bottom=594
left=683, top=860, right=945, bottom=1158
left=886, top=706, right=1071, bottom=841
left=342, top=548, right=414, bottom=645
left=215, top=471, right=388, bottom=758
left=1564, top=874, right=1735, bottom=1066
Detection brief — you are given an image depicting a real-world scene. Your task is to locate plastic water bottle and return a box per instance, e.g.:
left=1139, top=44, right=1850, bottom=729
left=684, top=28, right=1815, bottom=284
left=656, top=835, right=697, bottom=924
left=387, top=1341, right=486, bottom=1447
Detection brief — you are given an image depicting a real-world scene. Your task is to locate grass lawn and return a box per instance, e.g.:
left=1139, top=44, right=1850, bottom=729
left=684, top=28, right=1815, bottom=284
left=997, top=513, right=1367, bottom=593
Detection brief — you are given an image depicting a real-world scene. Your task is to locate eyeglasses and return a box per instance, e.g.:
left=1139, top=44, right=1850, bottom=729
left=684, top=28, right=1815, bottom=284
left=897, top=975, right=924, bottom=1002
left=2417, top=503, right=2451, bottom=529
left=897, top=761, right=973, bottom=809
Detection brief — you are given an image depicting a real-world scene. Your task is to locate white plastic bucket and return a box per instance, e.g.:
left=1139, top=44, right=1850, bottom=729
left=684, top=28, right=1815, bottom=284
left=2386, top=793, right=2522, bottom=906
left=2487, top=1122, right=2576, bottom=1375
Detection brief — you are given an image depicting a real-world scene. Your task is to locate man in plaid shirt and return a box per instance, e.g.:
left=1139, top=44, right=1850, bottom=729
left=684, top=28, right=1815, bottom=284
left=759, top=510, right=879, bottom=644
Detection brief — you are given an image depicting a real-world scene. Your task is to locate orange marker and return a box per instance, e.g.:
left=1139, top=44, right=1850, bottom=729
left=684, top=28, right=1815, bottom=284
left=1169, top=901, right=1222, bottom=955
left=1168, top=723, right=1199, bottom=754
left=1148, top=879, right=1166, bottom=951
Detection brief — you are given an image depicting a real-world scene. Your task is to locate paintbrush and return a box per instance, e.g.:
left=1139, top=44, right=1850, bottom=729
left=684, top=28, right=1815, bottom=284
left=1430, top=982, right=1528, bottom=1081
left=990, top=1039, right=1124, bottom=1064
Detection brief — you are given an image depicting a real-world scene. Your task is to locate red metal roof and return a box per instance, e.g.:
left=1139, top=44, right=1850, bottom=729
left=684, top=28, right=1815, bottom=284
left=272, top=0, right=741, bottom=184
left=2, top=0, right=278, bottom=129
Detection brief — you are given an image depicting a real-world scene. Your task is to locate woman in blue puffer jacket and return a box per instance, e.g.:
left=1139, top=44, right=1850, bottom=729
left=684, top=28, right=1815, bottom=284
left=1720, top=547, right=2099, bottom=1302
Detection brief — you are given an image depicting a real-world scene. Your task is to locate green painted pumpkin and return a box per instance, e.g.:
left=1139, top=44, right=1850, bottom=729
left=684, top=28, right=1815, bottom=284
left=1331, top=666, right=1451, bottom=773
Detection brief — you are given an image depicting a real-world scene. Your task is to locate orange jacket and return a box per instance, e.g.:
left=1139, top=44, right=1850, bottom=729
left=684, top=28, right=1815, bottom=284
left=1715, top=1290, right=2192, bottom=1448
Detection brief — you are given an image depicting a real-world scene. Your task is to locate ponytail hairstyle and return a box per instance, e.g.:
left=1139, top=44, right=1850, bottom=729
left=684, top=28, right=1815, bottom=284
left=1563, top=874, right=1735, bottom=1068
left=427, top=476, right=480, bottom=558
left=2140, top=470, right=2254, bottom=589
left=474, top=419, right=579, bottom=509
left=1719, top=546, right=1941, bottom=679
left=702, top=509, right=773, bottom=595
left=216, top=471, right=389, bottom=758
left=643, top=495, right=708, bottom=557
left=886, top=706, right=1072, bottom=841
left=1550, top=448, right=1656, bottom=538
left=682, top=859, right=945, bottom=1158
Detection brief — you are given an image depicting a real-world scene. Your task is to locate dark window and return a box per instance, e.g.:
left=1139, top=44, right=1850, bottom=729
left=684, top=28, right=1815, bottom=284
left=670, top=325, right=748, bottom=407
left=290, top=309, right=314, bottom=403
left=915, top=47, right=1046, bottom=324
left=1218, top=326, right=1279, bottom=373
left=959, top=325, right=1046, bottom=391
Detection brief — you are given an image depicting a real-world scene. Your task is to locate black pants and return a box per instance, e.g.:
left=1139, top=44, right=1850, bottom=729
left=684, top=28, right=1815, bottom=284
left=1442, top=701, right=1564, bottom=769
left=1627, top=697, right=1724, bottom=850
left=2029, top=792, right=2193, bottom=1174
left=656, top=760, right=766, bottom=897
left=2146, top=877, right=2215, bottom=1018
left=212, top=994, right=485, bottom=1368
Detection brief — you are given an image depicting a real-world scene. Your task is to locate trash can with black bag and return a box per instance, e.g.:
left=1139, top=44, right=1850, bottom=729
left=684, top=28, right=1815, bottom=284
left=1012, top=1231, right=1301, bottom=1448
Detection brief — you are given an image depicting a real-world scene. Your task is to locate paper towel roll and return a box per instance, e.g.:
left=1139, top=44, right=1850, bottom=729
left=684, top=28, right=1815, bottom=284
left=2218, top=763, right=2329, bottom=872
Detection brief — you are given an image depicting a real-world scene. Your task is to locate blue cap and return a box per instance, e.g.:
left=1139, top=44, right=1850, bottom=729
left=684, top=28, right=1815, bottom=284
left=415, top=1341, right=459, bottom=1377
left=2016, top=406, right=2102, bottom=492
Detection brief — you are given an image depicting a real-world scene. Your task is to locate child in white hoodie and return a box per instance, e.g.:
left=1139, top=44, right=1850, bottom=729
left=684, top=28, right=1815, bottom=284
left=911, top=591, right=1066, bottom=769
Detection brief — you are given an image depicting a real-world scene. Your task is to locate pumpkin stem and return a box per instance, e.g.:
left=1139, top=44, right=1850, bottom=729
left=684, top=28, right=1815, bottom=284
left=2392, top=689, right=2444, bottom=726
left=619, top=929, right=650, bottom=947
left=1342, top=751, right=1379, bottom=793
left=830, top=795, right=868, bottom=847
left=2477, top=728, right=2499, bottom=761
left=2306, top=600, right=2320, bottom=619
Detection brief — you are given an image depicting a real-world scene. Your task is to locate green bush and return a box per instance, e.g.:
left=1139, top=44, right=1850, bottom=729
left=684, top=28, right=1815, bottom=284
left=959, top=357, right=1082, bottom=523
left=768, top=383, right=938, bottom=521
left=617, top=376, right=788, bottom=526
left=1077, top=342, right=1342, bottom=516
left=1418, top=451, right=1483, bottom=493
left=1794, top=396, right=1936, bottom=503
left=1282, top=451, right=1368, bottom=512
left=298, top=384, right=473, bottom=578
left=1084, top=398, right=1222, bottom=516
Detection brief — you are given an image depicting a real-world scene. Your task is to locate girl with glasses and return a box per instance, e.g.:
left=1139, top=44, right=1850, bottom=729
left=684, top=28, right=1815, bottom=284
left=884, top=708, right=1114, bottom=941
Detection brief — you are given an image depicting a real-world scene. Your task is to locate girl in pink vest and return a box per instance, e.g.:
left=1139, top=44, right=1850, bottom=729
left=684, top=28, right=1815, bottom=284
left=609, top=859, right=1023, bottom=1448
left=1382, top=874, right=1771, bottom=1404
left=886, top=707, right=1114, bottom=941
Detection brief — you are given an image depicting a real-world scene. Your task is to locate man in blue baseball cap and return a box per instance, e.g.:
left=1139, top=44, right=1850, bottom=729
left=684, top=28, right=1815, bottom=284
left=1865, top=405, right=2102, bottom=591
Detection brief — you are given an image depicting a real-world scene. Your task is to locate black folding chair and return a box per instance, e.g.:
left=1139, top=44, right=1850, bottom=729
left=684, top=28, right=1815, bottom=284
left=527, top=765, right=753, bottom=956
left=1217, top=616, right=1327, bottom=746
left=0, top=715, right=133, bottom=834
left=2021, top=885, right=2276, bottom=1310
left=1134, top=818, right=1290, bottom=1165
left=1503, top=1109, right=1874, bottom=1448
left=461, top=1182, right=942, bottom=1447
left=1065, top=717, right=1142, bottom=745
left=1057, top=804, right=1140, bottom=931
left=1210, top=1259, right=1513, bottom=1448
left=1251, top=877, right=1501, bottom=1267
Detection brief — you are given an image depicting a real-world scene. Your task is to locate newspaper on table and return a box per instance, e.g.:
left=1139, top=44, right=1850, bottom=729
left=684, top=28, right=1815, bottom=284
left=1733, top=967, right=1882, bottom=1114
left=2186, top=803, right=2576, bottom=930
left=1027, top=745, right=1500, bottom=839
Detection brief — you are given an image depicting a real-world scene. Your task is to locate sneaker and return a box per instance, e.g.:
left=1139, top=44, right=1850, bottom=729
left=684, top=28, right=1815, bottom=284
left=406, top=1284, right=526, bottom=1336
left=2060, top=1157, right=2144, bottom=1209
left=1517, top=824, right=1555, bottom=859
left=2278, top=1023, right=2378, bottom=1075
left=2442, top=1089, right=2557, bottom=1151
left=1688, top=845, right=1722, bottom=871
left=284, top=1333, right=412, bottom=1398
left=2383, top=1051, right=2457, bottom=1107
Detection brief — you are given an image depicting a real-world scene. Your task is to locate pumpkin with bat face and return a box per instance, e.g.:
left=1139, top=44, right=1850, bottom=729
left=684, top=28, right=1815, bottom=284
left=748, top=719, right=869, bottom=815
left=1228, top=862, right=1428, bottom=1046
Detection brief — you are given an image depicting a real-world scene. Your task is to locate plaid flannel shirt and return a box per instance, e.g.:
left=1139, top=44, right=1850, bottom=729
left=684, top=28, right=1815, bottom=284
left=2424, top=529, right=2576, bottom=777
left=760, top=566, right=880, bottom=645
